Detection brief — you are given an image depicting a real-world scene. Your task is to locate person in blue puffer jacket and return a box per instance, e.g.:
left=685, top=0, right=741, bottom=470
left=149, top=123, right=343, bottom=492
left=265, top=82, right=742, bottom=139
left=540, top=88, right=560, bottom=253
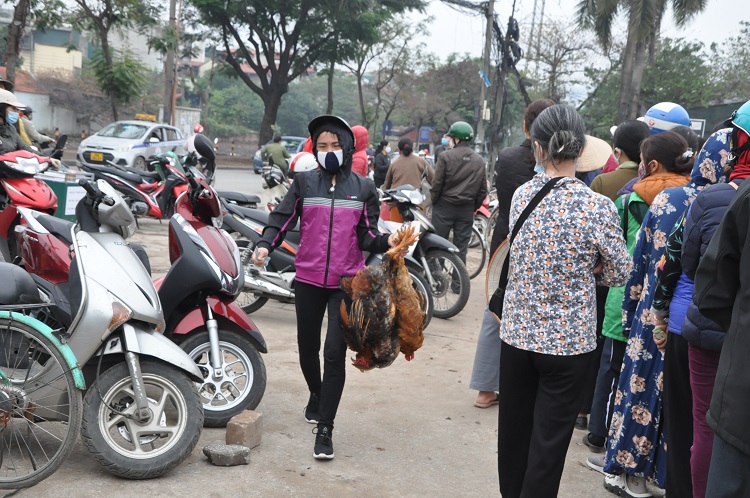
left=253, top=115, right=397, bottom=461
left=649, top=128, right=732, bottom=498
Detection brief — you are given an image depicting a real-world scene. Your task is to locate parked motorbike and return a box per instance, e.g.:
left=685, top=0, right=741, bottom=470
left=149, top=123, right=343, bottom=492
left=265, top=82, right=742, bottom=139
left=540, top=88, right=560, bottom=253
left=16, top=135, right=267, bottom=427
left=12, top=179, right=204, bottom=478
left=79, top=152, right=188, bottom=219
left=380, top=185, right=471, bottom=319
left=219, top=195, right=435, bottom=327
left=0, top=148, right=58, bottom=262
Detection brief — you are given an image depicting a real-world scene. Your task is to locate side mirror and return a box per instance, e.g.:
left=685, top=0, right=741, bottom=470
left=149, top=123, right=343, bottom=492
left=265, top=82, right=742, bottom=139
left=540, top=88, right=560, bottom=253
left=214, top=137, right=219, bottom=144
left=56, top=134, right=68, bottom=150
left=148, top=136, right=160, bottom=144
left=193, top=134, right=216, bottom=162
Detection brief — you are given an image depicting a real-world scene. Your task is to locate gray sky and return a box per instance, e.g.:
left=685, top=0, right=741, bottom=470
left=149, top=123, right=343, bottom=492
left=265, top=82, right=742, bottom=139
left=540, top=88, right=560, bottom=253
left=420, top=0, right=748, bottom=59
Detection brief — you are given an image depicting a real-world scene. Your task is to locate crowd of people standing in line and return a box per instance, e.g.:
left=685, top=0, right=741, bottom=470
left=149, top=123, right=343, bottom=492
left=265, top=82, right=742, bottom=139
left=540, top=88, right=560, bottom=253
left=477, top=97, right=750, bottom=498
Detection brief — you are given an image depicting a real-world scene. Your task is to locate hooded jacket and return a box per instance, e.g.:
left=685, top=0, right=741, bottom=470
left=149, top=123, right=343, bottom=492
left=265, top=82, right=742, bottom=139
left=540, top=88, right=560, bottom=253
left=0, top=122, right=35, bottom=154
left=257, top=159, right=390, bottom=289
left=351, top=126, right=370, bottom=177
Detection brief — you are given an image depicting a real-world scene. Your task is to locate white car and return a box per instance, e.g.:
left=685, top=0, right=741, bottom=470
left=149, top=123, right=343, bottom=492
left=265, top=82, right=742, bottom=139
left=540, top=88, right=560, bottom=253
left=77, top=120, right=187, bottom=170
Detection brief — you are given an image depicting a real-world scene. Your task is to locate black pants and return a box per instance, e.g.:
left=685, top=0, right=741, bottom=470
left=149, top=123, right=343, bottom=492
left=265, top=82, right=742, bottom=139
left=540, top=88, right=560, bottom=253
left=706, top=436, right=750, bottom=497
left=498, top=341, right=595, bottom=498
left=663, top=332, right=693, bottom=498
left=579, top=286, right=609, bottom=413
left=294, top=281, right=348, bottom=428
left=432, top=202, right=474, bottom=264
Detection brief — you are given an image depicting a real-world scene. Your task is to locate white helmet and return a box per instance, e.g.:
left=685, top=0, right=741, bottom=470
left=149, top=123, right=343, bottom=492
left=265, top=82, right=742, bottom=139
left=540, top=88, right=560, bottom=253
left=290, top=152, right=318, bottom=173
left=0, top=89, right=25, bottom=109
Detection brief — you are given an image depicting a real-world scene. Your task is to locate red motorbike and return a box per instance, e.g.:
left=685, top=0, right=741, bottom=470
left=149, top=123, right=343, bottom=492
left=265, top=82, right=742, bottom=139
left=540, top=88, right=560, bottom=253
left=79, top=152, right=189, bottom=219
left=0, top=149, right=58, bottom=262
left=15, top=135, right=267, bottom=427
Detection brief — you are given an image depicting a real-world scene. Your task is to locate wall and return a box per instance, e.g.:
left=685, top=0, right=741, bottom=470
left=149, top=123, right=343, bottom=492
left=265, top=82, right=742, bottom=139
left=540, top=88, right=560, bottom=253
left=108, top=27, right=163, bottom=71
left=20, top=44, right=82, bottom=78
left=15, top=92, right=52, bottom=132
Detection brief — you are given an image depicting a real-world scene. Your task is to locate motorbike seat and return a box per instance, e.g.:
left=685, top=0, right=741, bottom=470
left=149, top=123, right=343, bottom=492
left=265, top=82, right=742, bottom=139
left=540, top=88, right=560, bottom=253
left=0, top=263, right=41, bottom=305
left=36, top=214, right=75, bottom=246
left=84, top=163, right=146, bottom=184
left=227, top=203, right=301, bottom=233
left=219, top=191, right=262, bottom=206
left=121, top=165, right=161, bottom=180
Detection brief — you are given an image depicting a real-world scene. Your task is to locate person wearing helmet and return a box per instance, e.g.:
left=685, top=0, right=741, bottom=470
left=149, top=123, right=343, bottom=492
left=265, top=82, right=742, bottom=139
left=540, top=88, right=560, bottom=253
left=193, top=123, right=204, bottom=134
left=0, top=90, right=36, bottom=154
left=251, top=115, right=397, bottom=461
left=261, top=134, right=291, bottom=174
left=430, top=120, right=487, bottom=265
left=639, top=102, right=691, bottom=134
left=0, top=77, right=13, bottom=92
left=20, top=106, right=53, bottom=148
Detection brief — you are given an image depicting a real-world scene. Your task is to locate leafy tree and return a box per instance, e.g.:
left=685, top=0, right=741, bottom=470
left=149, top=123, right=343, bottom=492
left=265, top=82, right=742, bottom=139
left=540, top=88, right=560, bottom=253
left=67, top=0, right=161, bottom=120
left=577, top=0, right=708, bottom=123
left=189, top=0, right=423, bottom=144
left=710, top=21, right=750, bottom=103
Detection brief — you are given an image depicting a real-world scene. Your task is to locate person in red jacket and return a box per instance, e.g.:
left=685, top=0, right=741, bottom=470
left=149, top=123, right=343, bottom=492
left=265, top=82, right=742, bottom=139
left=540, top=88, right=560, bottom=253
left=351, top=125, right=370, bottom=176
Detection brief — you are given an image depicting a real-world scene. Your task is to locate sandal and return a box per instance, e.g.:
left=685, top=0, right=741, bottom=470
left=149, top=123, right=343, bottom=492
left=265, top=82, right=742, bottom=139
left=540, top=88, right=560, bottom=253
left=474, top=393, right=499, bottom=408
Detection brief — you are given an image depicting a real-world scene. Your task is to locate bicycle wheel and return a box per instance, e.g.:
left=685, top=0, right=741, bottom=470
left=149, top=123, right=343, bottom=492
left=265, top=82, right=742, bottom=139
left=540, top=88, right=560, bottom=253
left=0, top=317, right=82, bottom=489
left=465, top=225, right=487, bottom=279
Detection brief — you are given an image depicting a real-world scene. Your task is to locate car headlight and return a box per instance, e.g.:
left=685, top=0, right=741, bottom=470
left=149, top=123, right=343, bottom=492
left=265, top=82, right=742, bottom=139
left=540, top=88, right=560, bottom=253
left=116, top=145, right=131, bottom=152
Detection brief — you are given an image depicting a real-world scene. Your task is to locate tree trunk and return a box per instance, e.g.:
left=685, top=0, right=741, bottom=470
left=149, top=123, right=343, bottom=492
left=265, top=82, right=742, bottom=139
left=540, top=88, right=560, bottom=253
left=616, top=20, right=638, bottom=124
left=357, top=72, right=368, bottom=127
left=100, top=34, right=118, bottom=121
left=627, top=40, right=647, bottom=120
left=326, top=58, right=335, bottom=114
left=259, top=90, right=284, bottom=144
left=5, top=0, right=31, bottom=86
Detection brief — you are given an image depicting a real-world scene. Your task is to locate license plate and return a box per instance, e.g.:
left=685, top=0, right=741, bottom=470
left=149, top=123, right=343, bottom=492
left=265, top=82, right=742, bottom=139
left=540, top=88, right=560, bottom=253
left=90, top=152, right=103, bottom=161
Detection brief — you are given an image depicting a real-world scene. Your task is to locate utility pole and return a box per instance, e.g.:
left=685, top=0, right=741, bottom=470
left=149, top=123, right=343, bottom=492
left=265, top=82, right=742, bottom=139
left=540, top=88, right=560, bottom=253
left=163, top=0, right=177, bottom=125
left=474, top=0, right=494, bottom=156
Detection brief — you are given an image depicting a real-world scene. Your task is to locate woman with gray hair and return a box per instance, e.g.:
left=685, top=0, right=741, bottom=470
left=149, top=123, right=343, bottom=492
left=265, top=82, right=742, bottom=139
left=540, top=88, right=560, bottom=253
left=496, top=105, right=632, bottom=497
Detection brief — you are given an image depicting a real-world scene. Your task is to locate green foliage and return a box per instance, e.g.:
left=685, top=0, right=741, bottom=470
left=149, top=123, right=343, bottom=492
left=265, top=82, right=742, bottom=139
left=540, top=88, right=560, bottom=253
left=710, top=21, right=750, bottom=103
left=88, top=48, right=148, bottom=105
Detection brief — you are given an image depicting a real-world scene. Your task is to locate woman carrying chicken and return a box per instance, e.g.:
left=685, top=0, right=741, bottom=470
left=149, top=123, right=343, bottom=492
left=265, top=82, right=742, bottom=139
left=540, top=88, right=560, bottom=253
left=496, top=105, right=632, bottom=498
left=252, top=115, right=397, bottom=461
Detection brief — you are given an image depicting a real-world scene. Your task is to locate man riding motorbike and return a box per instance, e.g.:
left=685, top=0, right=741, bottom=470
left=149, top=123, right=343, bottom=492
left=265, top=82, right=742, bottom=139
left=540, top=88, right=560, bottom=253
left=20, top=106, right=54, bottom=149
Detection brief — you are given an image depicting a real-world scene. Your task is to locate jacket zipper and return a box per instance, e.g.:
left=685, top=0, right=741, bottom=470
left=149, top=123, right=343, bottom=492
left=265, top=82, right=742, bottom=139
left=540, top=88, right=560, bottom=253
left=323, top=181, right=335, bottom=286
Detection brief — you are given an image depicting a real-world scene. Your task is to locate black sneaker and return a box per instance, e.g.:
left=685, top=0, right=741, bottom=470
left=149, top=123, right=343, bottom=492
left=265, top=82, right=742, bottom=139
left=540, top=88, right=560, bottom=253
left=304, top=393, right=320, bottom=424
left=582, top=433, right=605, bottom=453
left=575, top=415, right=588, bottom=430
left=313, top=425, right=334, bottom=460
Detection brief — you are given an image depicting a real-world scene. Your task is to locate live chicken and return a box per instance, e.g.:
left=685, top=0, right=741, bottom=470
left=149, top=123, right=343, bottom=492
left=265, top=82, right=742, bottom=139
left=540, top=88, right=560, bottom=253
left=340, top=225, right=425, bottom=371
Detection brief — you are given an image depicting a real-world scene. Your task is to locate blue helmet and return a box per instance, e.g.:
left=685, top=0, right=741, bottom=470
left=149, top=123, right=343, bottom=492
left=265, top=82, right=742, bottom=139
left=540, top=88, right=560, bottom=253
left=725, top=100, right=750, bottom=136
left=640, top=102, right=691, bottom=134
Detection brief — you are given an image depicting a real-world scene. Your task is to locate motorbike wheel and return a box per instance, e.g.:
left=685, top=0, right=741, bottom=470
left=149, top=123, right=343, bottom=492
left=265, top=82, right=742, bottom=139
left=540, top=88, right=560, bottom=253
left=470, top=213, right=488, bottom=248
left=235, top=238, right=269, bottom=314
left=180, top=329, right=267, bottom=428
left=81, top=359, right=203, bottom=479
left=425, top=249, right=471, bottom=319
left=0, top=319, right=83, bottom=489
left=486, top=206, right=499, bottom=243
left=466, top=225, right=488, bottom=280
left=408, top=268, right=433, bottom=329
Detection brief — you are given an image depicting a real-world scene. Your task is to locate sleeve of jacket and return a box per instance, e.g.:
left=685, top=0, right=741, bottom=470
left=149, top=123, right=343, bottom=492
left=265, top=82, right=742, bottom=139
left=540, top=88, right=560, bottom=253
left=256, top=176, right=303, bottom=252
left=652, top=212, right=687, bottom=312
left=622, top=209, right=654, bottom=335
left=682, top=199, right=703, bottom=281
left=694, top=189, right=748, bottom=331
left=357, top=180, right=390, bottom=253
left=592, top=198, right=633, bottom=287
left=474, top=167, right=488, bottom=210
left=23, top=118, right=51, bottom=144
left=383, top=162, right=394, bottom=189
left=425, top=163, right=435, bottom=184
left=430, top=153, right=447, bottom=205
left=10, top=125, right=35, bottom=153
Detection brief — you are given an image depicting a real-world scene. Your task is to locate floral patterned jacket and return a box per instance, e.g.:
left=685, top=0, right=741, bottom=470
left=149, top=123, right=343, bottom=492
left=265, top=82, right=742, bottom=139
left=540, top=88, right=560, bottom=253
left=498, top=173, right=632, bottom=356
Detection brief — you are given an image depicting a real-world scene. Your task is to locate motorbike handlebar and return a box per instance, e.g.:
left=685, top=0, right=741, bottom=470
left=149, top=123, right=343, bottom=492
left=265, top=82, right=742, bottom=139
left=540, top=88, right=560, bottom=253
left=78, top=179, right=115, bottom=206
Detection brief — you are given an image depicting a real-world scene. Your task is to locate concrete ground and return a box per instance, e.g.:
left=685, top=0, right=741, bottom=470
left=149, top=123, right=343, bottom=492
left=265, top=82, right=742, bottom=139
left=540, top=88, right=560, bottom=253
left=24, top=168, right=658, bottom=497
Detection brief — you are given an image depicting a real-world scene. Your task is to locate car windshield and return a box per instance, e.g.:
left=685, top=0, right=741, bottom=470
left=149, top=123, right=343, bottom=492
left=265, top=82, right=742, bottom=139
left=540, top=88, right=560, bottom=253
left=96, top=123, right=148, bottom=139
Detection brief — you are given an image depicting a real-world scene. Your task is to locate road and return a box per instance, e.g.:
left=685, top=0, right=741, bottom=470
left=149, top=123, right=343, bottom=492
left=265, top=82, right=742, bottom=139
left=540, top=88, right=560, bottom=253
left=25, top=169, right=655, bottom=497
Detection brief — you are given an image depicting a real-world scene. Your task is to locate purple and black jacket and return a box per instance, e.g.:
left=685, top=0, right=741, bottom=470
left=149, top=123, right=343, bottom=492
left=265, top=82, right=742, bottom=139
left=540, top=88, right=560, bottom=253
left=257, top=168, right=390, bottom=289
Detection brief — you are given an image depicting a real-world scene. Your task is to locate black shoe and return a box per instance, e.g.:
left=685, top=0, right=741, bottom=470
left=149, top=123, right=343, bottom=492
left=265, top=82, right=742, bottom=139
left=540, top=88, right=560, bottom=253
left=305, top=392, right=320, bottom=424
left=582, top=433, right=605, bottom=453
left=575, top=415, right=588, bottom=430
left=313, top=424, right=334, bottom=460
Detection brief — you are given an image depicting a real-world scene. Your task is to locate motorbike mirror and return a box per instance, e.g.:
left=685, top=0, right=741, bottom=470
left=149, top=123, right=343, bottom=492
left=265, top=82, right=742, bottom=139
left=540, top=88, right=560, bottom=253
left=56, top=135, right=68, bottom=150
left=214, top=137, right=218, bottom=144
left=193, top=134, right=216, bottom=162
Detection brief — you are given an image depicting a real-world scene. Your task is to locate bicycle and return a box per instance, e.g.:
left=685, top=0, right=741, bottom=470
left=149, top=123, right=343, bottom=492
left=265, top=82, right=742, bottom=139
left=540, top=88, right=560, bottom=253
left=0, top=305, right=84, bottom=489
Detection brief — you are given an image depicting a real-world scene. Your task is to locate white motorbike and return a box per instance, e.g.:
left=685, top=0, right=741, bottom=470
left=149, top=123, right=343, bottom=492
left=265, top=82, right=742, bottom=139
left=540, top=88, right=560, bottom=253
left=12, top=179, right=204, bottom=479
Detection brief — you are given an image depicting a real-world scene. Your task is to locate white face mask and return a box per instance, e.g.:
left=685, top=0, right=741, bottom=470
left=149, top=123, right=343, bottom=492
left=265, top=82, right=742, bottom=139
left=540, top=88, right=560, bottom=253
left=317, top=149, right=344, bottom=172
left=385, top=146, right=391, bottom=153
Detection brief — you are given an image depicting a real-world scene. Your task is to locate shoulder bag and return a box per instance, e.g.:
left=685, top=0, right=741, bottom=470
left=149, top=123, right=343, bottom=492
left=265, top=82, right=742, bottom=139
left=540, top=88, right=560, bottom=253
left=488, top=177, right=562, bottom=319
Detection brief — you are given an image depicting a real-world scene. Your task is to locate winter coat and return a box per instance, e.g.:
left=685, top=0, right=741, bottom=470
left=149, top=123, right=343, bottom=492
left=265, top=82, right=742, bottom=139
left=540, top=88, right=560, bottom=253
left=489, top=139, right=535, bottom=254
left=682, top=180, right=744, bottom=351
left=257, top=165, right=390, bottom=289
left=372, top=151, right=390, bottom=188
left=590, top=161, right=639, bottom=202
left=351, top=126, right=370, bottom=177
left=430, top=142, right=487, bottom=210
left=383, top=153, right=433, bottom=190
left=0, top=123, right=35, bottom=155
left=261, top=142, right=290, bottom=172
left=695, top=179, right=750, bottom=456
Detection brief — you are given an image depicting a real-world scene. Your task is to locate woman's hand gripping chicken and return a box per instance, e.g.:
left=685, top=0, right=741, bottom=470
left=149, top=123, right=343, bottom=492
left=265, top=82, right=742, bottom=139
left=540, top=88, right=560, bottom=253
left=339, top=225, right=425, bottom=371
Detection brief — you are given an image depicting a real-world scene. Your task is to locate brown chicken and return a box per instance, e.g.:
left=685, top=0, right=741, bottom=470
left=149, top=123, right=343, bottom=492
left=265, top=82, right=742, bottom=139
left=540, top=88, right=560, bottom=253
left=340, top=225, right=425, bottom=371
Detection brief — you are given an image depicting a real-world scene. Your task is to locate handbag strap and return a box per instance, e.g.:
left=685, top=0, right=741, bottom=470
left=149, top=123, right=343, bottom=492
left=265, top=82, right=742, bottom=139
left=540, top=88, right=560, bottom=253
left=622, top=192, right=631, bottom=240
left=497, top=177, right=562, bottom=288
